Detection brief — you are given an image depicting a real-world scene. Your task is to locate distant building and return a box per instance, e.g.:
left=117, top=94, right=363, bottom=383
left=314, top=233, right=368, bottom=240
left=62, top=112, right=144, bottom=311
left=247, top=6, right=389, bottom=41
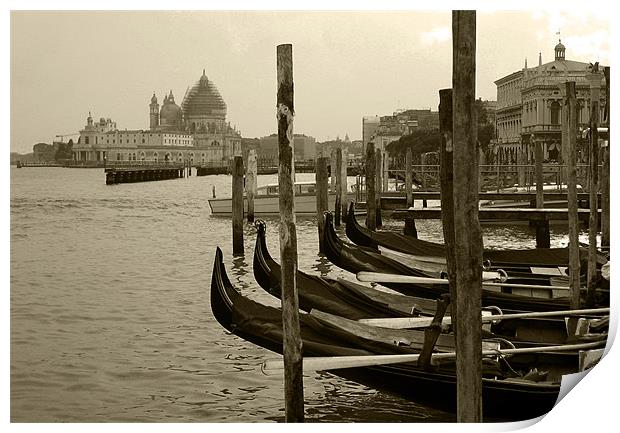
left=479, top=99, right=497, bottom=126
left=257, top=133, right=316, bottom=161
left=366, top=108, right=439, bottom=152
left=32, top=143, right=57, bottom=162
left=362, top=116, right=380, bottom=156
left=493, top=39, right=607, bottom=164
left=72, top=69, right=242, bottom=165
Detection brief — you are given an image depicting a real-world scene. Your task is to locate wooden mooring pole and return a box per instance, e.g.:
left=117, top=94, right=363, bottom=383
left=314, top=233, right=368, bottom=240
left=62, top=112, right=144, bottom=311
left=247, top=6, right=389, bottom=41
left=534, top=139, right=550, bottom=248
left=246, top=148, right=257, bottom=223
left=315, top=155, right=329, bottom=253
left=330, top=147, right=337, bottom=192
left=439, top=88, right=456, bottom=306
left=341, top=144, right=349, bottom=221
left=452, top=10, right=482, bottom=422
left=335, top=146, right=342, bottom=226
left=404, top=147, right=417, bottom=237
left=365, top=142, right=377, bottom=230
left=565, top=81, right=581, bottom=310
left=232, top=156, right=244, bottom=255
left=276, top=43, right=304, bottom=422
left=375, top=147, right=383, bottom=228
left=586, top=70, right=602, bottom=306
left=601, top=67, right=610, bottom=252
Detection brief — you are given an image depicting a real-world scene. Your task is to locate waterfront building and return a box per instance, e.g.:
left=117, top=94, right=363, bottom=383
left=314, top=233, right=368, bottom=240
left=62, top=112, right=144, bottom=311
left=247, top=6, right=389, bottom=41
left=366, top=108, right=439, bottom=153
left=72, top=69, right=242, bottom=165
left=362, top=115, right=380, bottom=156
left=257, top=133, right=317, bottom=161
left=493, top=39, right=607, bottom=164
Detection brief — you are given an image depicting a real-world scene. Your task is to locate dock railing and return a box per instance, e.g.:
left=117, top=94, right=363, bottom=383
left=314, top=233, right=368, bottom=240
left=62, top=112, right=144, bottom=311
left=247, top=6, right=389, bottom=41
left=354, top=163, right=599, bottom=202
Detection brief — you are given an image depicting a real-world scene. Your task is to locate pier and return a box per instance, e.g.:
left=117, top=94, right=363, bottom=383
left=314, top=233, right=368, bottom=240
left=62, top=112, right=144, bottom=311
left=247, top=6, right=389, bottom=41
left=104, top=161, right=186, bottom=185
left=363, top=191, right=601, bottom=210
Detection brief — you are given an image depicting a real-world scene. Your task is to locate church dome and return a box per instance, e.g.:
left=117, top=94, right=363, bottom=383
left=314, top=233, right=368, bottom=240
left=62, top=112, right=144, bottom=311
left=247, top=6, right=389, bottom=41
left=181, top=69, right=227, bottom=120
left=160, top=90, right=182, bottom=127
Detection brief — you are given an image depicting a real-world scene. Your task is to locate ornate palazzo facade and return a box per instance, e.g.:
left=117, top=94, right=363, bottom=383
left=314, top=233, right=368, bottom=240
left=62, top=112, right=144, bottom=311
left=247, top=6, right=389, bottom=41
left=493, top=40, right=607, bottom=165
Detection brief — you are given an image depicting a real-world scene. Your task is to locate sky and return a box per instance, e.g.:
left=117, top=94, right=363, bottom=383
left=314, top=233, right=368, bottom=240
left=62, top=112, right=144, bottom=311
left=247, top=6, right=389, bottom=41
left=9, top=6, right=611, bottom=153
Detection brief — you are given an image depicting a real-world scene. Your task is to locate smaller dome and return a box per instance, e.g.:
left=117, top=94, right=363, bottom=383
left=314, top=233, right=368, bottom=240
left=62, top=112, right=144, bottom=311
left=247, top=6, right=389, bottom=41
left=151, top=93, right=158, bottom=104
left=555, top=40, right=565, bottom=50
left=160, top=91, right=182, bottom=129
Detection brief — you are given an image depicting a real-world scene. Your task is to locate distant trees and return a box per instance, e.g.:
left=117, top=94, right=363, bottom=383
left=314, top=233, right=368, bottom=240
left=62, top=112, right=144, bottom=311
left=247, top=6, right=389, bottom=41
left=385, top=99, right=495, bottom=163
left=386, top=129, right=441, bottom=162
left=55, top=139, right=74, bottom=161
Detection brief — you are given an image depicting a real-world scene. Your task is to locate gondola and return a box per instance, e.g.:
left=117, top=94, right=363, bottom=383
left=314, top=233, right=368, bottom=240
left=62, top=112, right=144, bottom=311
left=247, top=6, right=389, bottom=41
left=345, top=202, right=606, bottom=270
left=326, top=212, right=609, bottom=311
left=252, top=220, right=441, bottom=318
left=253, top=223, right=608, bottom=346
left=210, top=247, right=590, bottom=421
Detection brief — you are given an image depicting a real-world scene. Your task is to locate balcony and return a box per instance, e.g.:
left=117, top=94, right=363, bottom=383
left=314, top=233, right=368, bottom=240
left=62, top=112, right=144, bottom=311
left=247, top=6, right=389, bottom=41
left=522, top=124, right=562, bottom=133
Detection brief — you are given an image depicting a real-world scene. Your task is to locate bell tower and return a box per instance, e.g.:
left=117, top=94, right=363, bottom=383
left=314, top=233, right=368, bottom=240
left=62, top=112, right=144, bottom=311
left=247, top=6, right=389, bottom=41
left=149, top=92, right=159, bottom=130
left=554, top=39, right=566, bottom=61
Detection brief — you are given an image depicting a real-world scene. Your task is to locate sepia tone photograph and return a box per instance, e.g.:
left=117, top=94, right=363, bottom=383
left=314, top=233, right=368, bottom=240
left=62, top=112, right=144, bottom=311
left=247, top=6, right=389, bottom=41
left=8, top=1, right=616, bottom=426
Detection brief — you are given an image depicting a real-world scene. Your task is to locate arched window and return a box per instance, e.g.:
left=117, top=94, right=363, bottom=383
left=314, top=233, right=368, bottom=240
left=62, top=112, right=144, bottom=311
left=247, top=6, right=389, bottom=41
left=550, top=101, right=561, bottom=125
left=153, top=152, right=158, bottom=162
left=140, top=152, right=146, bottom=160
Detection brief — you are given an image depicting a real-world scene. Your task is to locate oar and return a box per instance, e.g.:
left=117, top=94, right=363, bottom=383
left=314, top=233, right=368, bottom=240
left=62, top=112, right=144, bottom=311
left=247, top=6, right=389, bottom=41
left=378, top=247, right=506, bottom=281
left=261, top=341, right=605, bottom=375
left=359, top=308, right=610, bottom=329
left=357, top=271, right=570, bottom=291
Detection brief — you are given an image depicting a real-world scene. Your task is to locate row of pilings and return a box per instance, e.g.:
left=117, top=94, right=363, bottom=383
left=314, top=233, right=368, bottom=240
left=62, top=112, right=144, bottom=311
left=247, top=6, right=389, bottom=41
left=105, top=168, right=185, bottom=185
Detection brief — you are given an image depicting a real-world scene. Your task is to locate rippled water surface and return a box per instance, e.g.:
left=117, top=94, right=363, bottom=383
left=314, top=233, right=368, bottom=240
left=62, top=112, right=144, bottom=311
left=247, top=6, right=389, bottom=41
left=11, top=167, right=578, bottom=422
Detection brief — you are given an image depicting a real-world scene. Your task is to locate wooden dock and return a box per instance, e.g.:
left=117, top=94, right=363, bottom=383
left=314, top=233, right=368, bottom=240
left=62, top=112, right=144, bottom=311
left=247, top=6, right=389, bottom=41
left=358, top=191, right=600, bottom=210
left=104, top=162, right=186, bottom=185
left=391, top=207, right=600, bottom=222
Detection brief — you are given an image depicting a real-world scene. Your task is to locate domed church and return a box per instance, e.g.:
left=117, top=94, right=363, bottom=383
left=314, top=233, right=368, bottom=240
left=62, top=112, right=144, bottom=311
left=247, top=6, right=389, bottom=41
left=74, top=69, right=242, bottom=165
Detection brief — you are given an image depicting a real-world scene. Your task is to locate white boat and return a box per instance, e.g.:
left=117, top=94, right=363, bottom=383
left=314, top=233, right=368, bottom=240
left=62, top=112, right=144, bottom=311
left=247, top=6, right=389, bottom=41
left=208, top=181, right=360, bottom=216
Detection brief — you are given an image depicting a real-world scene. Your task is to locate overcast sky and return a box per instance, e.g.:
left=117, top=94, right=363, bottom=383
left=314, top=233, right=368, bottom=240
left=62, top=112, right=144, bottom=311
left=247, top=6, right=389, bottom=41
left=10, top=8, right=610, bottom=153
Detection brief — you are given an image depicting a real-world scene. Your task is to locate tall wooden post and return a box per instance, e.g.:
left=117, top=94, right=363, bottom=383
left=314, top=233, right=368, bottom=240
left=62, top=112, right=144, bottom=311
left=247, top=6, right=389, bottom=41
left=586, top=70, right=602, bottom=306
left=330, top=147, right=337, bottom=192
left=534, top=139, right=550, bottom=248
left=601, top=67, right=610, bottom=251
left=276, top=43, right=303, bottom=422
left=246, top=148, right=257, bottom=223
left=439, top=89, right=456, bottom=309
left=565, top=81, right=581, bottom=310
left=335, top=147, right=342, bottom=226
left=404, top=147, right=417, bottom=237
left=232, top=156, right=244, bottom=255
left=375, top=147, right=383, bottom=227
left=535, top=139, right=544, bottom=208
left=382, top=150, right=389, bottom=192
left=315, top=156, right=329, bottom=253
left=365, top=142, right=376, bottom=230
left=341, top=144, right=349, bottom=220
left=452, top=11, right=482, bottom=422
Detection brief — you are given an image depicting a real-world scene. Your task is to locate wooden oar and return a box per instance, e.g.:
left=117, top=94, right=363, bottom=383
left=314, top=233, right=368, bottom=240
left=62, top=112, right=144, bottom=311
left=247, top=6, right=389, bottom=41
left=261, top=341, right=606, bottom=375
left=357, top=271, right=570, bottom=291
left=378, top=246, right=505, bottom=281
left=359, top=308, right=610, bottom=329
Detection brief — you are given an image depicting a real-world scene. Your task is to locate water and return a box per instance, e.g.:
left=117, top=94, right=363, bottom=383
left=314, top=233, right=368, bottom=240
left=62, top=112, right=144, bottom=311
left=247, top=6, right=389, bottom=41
left=10, top=167, right=579, bottom=422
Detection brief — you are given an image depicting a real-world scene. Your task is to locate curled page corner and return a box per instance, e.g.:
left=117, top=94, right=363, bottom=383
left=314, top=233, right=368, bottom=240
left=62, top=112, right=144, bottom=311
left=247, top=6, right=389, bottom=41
left=555, top=339, right=611, bottom=406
